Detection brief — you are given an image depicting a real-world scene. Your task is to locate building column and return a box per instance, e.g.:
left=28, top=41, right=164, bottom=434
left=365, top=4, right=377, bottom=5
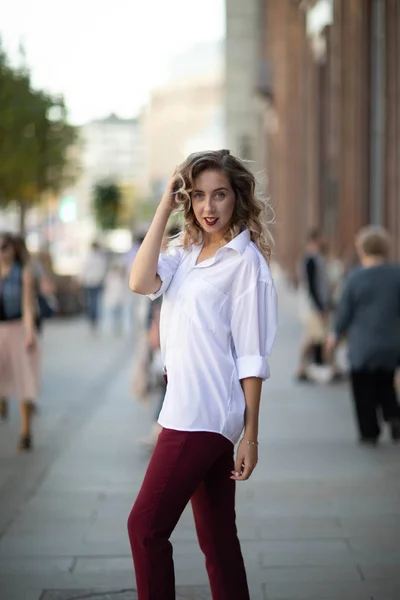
left=384, top=0, right=400, bottom=260
left=225, top=0, right=261, bottom=164
left=337, top=0, right=370, bottom=258
left=369, top=0, right=385, bottom=226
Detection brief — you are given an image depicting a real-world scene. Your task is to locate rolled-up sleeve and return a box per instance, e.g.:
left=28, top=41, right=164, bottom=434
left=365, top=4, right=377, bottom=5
left=231, top=279, right=278, bottom=381
left=148, top=246, right=183, bottom=301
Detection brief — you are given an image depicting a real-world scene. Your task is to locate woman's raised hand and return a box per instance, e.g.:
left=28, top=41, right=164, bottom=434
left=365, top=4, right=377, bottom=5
left=159, top=172, right=180, bottom=213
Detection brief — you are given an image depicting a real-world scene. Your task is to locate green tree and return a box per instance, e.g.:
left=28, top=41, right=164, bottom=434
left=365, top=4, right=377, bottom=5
left=92, top=182, right=122, bottom=231
left=0, top=45, right=37, bottom=212
left=0, top=42, right=78, bottom=234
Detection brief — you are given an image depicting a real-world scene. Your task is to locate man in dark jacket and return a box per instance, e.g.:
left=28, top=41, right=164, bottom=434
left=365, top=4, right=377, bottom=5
left=296, top=229, right=332, bottom=381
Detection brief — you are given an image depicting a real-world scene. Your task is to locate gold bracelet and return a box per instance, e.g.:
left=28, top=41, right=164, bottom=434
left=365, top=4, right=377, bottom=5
left=242, top=439, right=259, bottom=446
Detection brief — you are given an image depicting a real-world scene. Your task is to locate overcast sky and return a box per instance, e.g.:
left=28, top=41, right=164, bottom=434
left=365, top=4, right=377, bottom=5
left=1, top=0, right=225, bottom=124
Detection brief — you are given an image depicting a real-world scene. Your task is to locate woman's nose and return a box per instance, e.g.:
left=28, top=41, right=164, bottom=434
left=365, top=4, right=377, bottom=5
left=204, top=197, right=215, bottom=213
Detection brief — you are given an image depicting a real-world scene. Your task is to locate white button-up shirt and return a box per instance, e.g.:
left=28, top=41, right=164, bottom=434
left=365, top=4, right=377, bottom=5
left=149, top=229, right=278, bottom=444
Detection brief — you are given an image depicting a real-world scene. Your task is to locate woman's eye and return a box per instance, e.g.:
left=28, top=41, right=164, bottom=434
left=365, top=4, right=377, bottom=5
left=216, top=192, right=226, bottom=199
left=193, top=193, right=204, bottom=200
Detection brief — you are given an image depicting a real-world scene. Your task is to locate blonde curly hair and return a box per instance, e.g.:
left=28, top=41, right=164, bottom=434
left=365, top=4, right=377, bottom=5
left=172, top=149, right=273, bottom=263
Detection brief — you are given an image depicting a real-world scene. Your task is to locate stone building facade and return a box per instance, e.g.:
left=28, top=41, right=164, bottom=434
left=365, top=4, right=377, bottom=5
left=255, top=0, right=400, bottom=278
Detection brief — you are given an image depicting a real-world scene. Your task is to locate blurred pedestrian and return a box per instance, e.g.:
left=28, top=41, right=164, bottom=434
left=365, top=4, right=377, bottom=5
left=0, top=233, right=39, bottom=450
left=124, top=233, right=145, bottom=331
left=137, top=297, right=164, bottom=448
left=296, top=228, right=332, bottom=381
left=1, top=236, right=56, bottom=418
left=124, top=232, right=144, bottom=276
left=80, top=241, right=108, bottom=333
left=127, top=149, right=278, bottom=600
left=103, top=261, right=126, bottom=335
left=137, top=224, right=182, bottom=449
left=13, top=236, right=57, bottom=334
left=327, top=226, right=400, bottom=445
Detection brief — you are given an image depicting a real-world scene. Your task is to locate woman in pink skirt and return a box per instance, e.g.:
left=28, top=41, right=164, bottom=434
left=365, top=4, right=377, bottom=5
left=0, top=233, right=39, bottom=450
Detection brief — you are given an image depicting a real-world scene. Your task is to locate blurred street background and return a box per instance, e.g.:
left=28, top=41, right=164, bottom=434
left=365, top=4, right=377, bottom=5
left=1, top=1, right=400, bottom=599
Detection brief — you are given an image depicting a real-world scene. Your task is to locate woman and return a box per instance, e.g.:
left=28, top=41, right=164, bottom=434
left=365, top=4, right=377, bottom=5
left=0, top=236, right=54, bottom=419
left=127, top=149, right=278, bottom=599
left=0, top=233, right=39, bottom=450
left=13, top=236, right=56, bottom=334
left=327, top=226, right=400, bottom=444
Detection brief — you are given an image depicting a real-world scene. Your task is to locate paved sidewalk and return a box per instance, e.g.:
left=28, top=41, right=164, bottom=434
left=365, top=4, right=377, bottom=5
left=1, top=286, right=400, bottom=600
left=0, top=316, right=135, bottom=535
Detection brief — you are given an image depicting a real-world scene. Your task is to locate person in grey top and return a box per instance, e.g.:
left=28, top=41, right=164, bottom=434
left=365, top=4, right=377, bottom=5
left=327, top=226, right=400, bottom=445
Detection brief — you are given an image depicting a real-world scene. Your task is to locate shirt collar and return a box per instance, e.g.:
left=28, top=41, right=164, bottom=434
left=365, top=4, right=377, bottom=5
left=221, top=228, right=251, bottom=255
left=191, top=228, right=251, bottom=268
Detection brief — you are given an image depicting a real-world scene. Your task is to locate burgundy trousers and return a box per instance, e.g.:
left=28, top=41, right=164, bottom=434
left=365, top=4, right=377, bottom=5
left=127, top=428, right=250, bottom=600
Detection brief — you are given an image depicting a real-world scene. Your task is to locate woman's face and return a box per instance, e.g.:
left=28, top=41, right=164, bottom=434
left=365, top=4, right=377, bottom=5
left=0, top=237, right=14, bottom=265
left=191, top=170, right=235, bottom=240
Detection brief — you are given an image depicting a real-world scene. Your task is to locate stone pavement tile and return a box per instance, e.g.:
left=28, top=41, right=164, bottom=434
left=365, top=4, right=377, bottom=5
left=251, top=516, right=344, bottom=539
left=74, top=540, right=258, bottom=571
left=39, top=588, right=214, bottom=600
left=81, top=540, right=132, bottom=557
left=40, top=591, right=138, bottom=600
left=0, top=557, right=73, bottom=574
left=35, top=475, right=124, bottom=495
left=0, top=571, right=135, bottom=591
left=249, top=478, right=398, bottom=499
left=257, top=565, right=361, bottom=583
left=260, top=549, right=355, bottom=568
left=174, top=551, right=208, bottom=573
left=367, top=579, right=400, bottom=599
left=83, top=528, right=129, bottom=544
left=358, top=564, right=400, bottom=581
left=236, top=521, right=259, bottom=541
left=350, top=551, right=400, bottom=566
left=7, top=517, right=95, bottom=536
left=171, top=522, right=208, bottom=542
left=22, top=587, right=217, bottom=600
left=172, top=566, right=209, bottom=587
left=93, top=501, right=138, bottom=520
left=83, top=516, right=258, bottom=545
left=0, top=465, right=15, bottom=488
left=262, top=580, right=373, bottom=599
left=93, top=490, right=139, bottom=502
left=348, top=536, right=400, bottom=552
left=73, top=557, right=133, bottom=573
left=175, top=587, right=211, bottom=600
left=72, top=551, right=218, bottom=578
left=0, top=532, right=86, bottom=557
left=338, top=515, right=400, bottom=537
left=19, top=498, right=97, bottom=520
left=247, top=539, right=348, bottom=553
left=166, top=539, right=263, bottom=566
left=25, top=489, right=102, bottom=503
left=243, top=485, right=400, bottom=519
left=0, top=588, right=42, bottom=600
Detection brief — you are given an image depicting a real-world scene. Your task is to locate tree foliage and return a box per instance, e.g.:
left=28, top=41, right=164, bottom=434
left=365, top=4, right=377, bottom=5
left=0, top=42, right=78, bottom=232
left=92, top=182, right=122, bottom=231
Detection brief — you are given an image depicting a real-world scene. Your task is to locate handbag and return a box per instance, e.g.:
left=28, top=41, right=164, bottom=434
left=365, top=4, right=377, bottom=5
left=37, top=293, right=58, bottom=319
